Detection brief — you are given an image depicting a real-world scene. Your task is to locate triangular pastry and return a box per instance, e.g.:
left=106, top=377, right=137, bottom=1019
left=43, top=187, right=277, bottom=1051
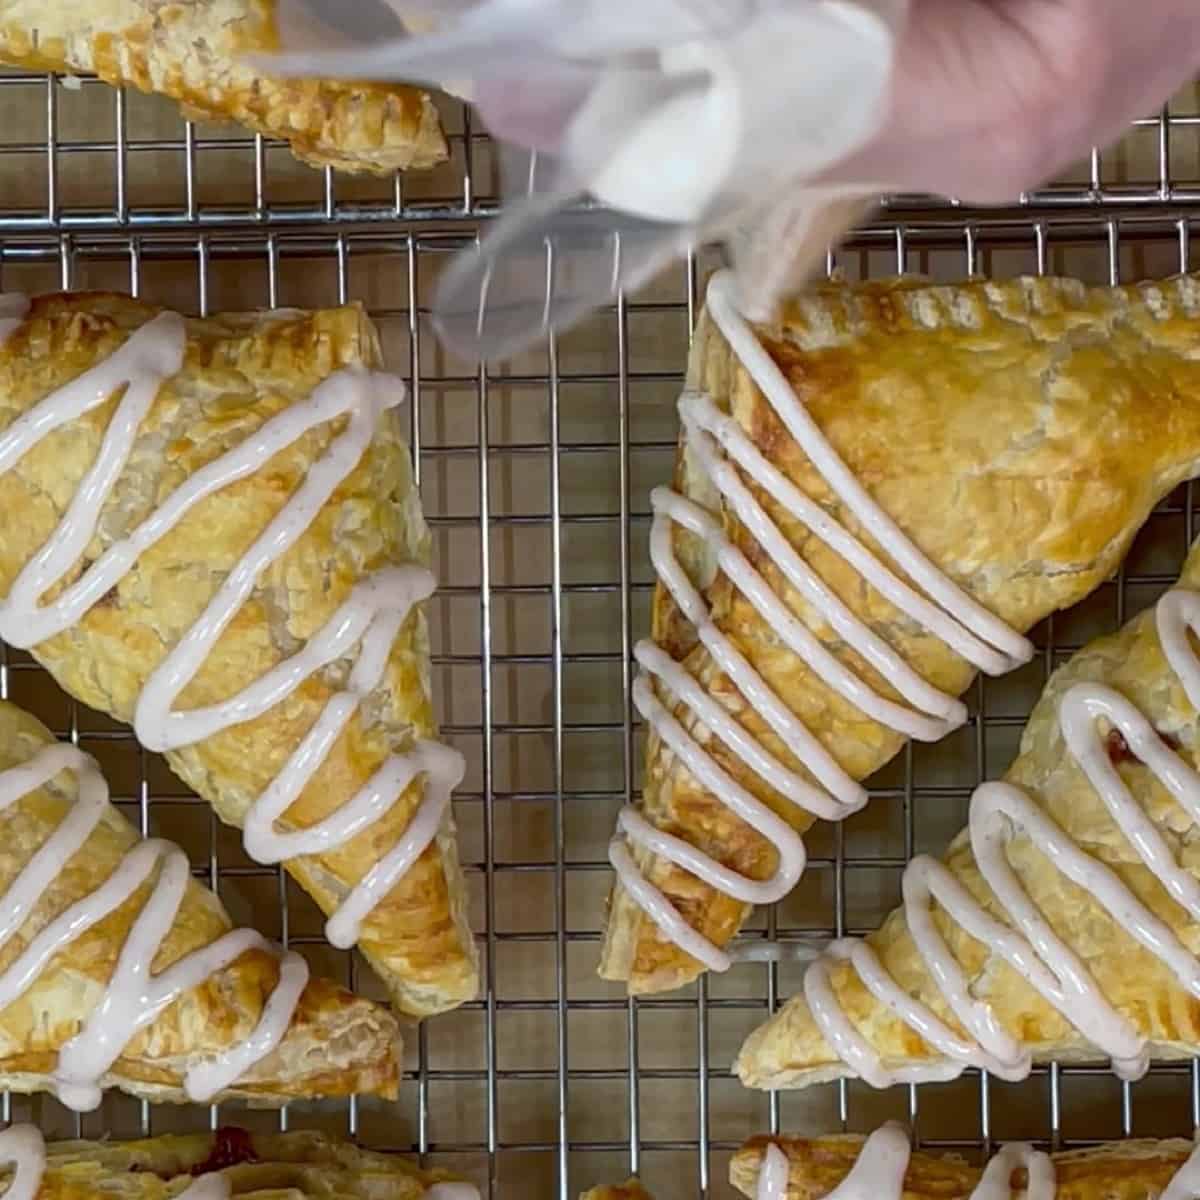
left=602, top=268, right=1200, bottom=996
left=0, top=291, right=478, bottom=1017
left=0, top=1123, right=477, bottom=1199
left=0, top=1, right=446, bottom=175
left=731, top=1123, right=1200, bottom=1200
left=736, top=538, right=1200, bottom=1090
left=0, top=699, right=400, bottom=1109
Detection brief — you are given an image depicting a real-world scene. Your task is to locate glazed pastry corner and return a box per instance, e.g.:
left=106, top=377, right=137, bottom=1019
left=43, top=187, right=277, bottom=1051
left=0, top=291, right=478, bottom=1021
left=602, top=269, right=1200, bottom=998
left=735, top=531, right=1200, bottom=1091
left=0, top=699, right=402, bottom=1106
left=729, top=1127, right=1200, bottom=1200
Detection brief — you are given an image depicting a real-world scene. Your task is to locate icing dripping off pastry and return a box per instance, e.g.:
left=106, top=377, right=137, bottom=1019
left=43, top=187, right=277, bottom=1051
left=609, top=270, right=1033, bottom=971
left=805, top=585, right=1200, bottom=1086
left=0, top=744, right=308, bottom=1111
left=755, top=1143, right=791, bottom=1200
left=755, top=1123, right=1200, bottom=1200
left=0, top=300, right=465, bottom=953
left=1162, top=1145, right=1200, bottom=1200
left=426, top=1184, right=484, bottom=1200
left=821, top=1124, right=913, bottom=1200
left=0, top=1124, right=45, bottom=1200
left=178, top=1178, right=232, bottom=1200
left=758, top=1123, right=1068, bottom=1200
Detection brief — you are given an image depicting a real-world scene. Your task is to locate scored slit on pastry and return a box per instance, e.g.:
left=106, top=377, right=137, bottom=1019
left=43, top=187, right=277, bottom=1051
left=0, top=291, right=478, bottom=1018
left=0, top=699, right=400, bottom=1109
left=735, top=535, right=1200, bottom=1091
left=0, top=1122, right=478, bottom=1199
left=601, top=268, right=1200, bottom=996
left=0, top=0, right=446, bottom=175
left=730, top=1123, right=1200, bottom=1200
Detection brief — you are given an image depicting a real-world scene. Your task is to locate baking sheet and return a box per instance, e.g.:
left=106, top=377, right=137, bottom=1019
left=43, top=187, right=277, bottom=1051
left=1, top=64, right=1200, bottom=1200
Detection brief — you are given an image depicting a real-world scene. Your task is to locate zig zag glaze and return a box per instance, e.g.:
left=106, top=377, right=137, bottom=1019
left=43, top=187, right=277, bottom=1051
left=0, top=298, right=463, bottom=955
left=806, top=589, right=1200, bottom=1086
left=610, top=271, right=1031, bottom=969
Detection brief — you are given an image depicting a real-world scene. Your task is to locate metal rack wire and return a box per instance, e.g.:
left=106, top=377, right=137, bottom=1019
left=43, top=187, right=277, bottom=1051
left=3, top=68, right=1200, bottom=1200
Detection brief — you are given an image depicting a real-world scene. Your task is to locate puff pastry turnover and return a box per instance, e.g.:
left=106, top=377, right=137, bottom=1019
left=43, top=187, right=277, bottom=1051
left=602, top=269, right=1200, bottom=997
left=0, top=699, right=400, bottom=1108
left=731, top=1124, right=1200, bottom=1200
left=0, top=1123, right=476, bottom=1198
left=0, top=291, right=478, bottom=1018
left=0, top=0, right=446, bottom=174
left=736, top=535, right=1200, bottom=1090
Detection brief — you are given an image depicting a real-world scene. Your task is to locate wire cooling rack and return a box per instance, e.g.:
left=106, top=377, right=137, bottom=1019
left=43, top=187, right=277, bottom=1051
left=3, top=67, right=1200, bottom=1200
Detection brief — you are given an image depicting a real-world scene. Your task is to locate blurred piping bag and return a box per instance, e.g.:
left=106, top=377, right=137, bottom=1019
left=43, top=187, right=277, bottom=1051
left=265, top=0, right=904, bottom=360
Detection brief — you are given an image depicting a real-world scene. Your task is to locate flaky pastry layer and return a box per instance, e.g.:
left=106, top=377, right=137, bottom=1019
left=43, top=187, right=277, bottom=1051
left=735, top=535, right=1200, bottom=1089
left=602, top=272, right=1200, bottom=995
left=0, top=701, right=400, bottom=1104
left=579, top=1183, right=655, bottom=1200
left=731, top=1135, right=1199, bottom=1200
left=8, top=1128, right=464, bottom=1198
left=0, top=292, right=478, bottom=1018
left=0, top=0, right=446, bottom=174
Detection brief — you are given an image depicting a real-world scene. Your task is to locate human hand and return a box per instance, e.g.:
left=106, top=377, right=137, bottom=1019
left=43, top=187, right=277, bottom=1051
left=265, top=0, right=1200, bottom=356
left=824, top=0, right=1200, bottom=202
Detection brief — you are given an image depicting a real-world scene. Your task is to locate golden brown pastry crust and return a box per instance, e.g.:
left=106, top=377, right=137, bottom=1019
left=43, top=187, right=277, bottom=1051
left=0, top=0, right=446, bottom=175
left=735, top=535, right=1200, bottom=1090
left=730, top=1135, right=1197, bottom=1200
left=0, top=292, right=478, bottom=1018
left=579, top=1183, right=655, bottom=1200
left=0, top=700, right=400, bottom=1104
left=10, top=1128, right=463, bottom=1198
left=600, top=272, right=1200, bottom=996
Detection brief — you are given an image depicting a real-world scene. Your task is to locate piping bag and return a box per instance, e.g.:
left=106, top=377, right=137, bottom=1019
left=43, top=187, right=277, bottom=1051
left=267, top=0, right=904, bottom=361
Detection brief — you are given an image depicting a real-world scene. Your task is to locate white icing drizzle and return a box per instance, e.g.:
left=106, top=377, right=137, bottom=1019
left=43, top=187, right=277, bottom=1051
left=0, top=745, right=308, bottom=1112
left=974, top=1144, right=1056, bottom=1200
left=806, top=586, right=1200, bottom=1087
left=760, top=1123, right=1200, bottom=1200
left=755, top=1143, right=792, bottom=1200
left=425, top=1184, right=482, bottom=1200
left=703, top=272, right=1033, bottom=672
left=823, top=1124, right=912, bottom=1200
left=177, top=1177, right=232, bottom=1200
left=0, top=301, right=464, bottom=956
left=1162, top=1146, right=1200, bottom=1200
left=609, top=269, right=1032, bottom=971
left=0, top=1125, right=45, bottom=1200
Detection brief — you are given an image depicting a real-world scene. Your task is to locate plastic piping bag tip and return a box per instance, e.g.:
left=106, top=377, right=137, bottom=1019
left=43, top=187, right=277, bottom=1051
left=432, top=195, right=686, bottom=362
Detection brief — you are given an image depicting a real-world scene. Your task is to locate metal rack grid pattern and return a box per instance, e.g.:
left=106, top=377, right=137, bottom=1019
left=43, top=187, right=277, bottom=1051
left=0, top=67, right=1199, bottom=1200
left=0, top=74, right=1198, bottom=229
